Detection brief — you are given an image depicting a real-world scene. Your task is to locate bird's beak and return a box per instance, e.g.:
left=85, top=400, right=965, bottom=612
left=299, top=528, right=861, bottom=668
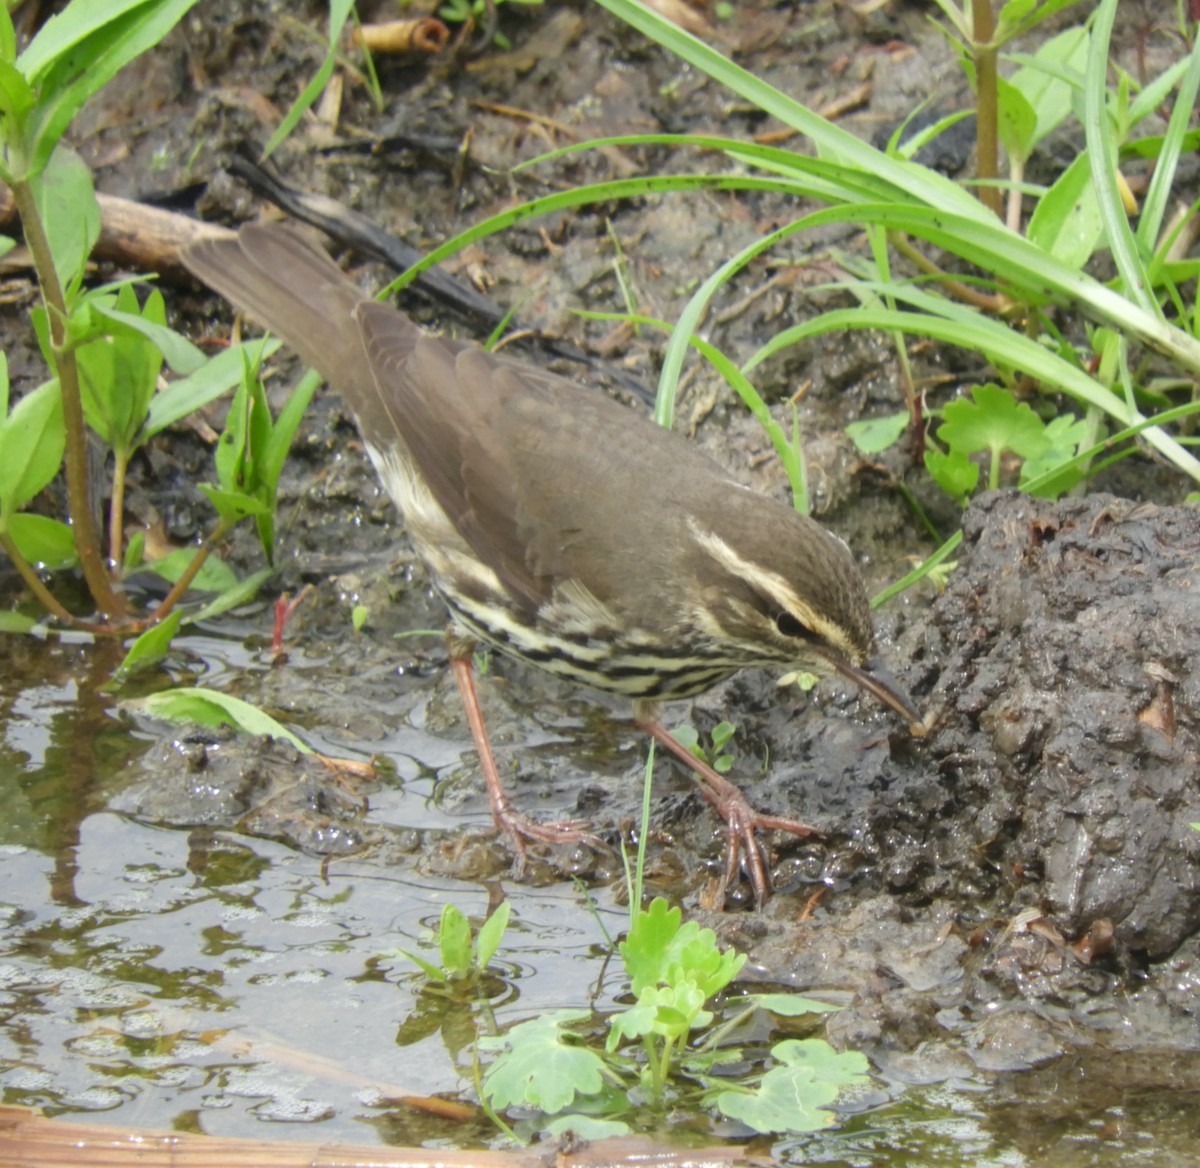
left=825, top=653, right=928, bottom=737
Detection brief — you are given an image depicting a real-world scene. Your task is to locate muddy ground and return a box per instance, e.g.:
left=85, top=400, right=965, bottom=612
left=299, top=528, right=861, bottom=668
left=5, top=0, right=1200, bottom=1112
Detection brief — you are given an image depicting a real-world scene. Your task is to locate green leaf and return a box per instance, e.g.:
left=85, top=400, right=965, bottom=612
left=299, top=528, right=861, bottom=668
left=544, top=1115, right=630, bottom=1140
left=135, top=546, right=239, bottom=592
left=845, top=410, right=908, bottom=454
left=197, top=484, right=268, bottom=526
left=92, top=296, right=207, bottom=375
left=479, top=1010, right=608, bottom=1114
left=745, top=992, right=841, bottom=1016
left=0, top=378, right=64, bottom=517
left=474, top=900, right=511, bottom=970
left=0, top=7, right=16, bottom=65
left=996, top=75, right=1038, bottom=166
left=143, top=339, right=281, bottom=439
left=1007, top=25, right=1090, bottom=147
left=261, top=0, right=355, bottom=159
left=620, top=897, right=745, bottom=999
left=1027, top=151, right=1103, bottom=269
left=0, top=59, right=35, bottom=124
left=127, top=685, right=311, bottom=753
left=609, top=978, right=711, bottom=1048
left=186, top=566, right=274, bottom=623
left=20, top=0, right=202, bottom=177
left=1018, top=413, right=1091, bottom=497
left=111, top=610, right=182, bottom=684
left=437, top=903, right=473, bottom=977
left=6, top=513, right=77, bottom=569
left=76, top=284, right=165, bottom=452
left=938, top=384, right=1049, bottom=471
left=394, top=946, right=448, bottom=983
left=714, top=1038, right=870, bottom=1135
left=29, top=145, right=100, bottom=287
left=0, top=610, right=40, bottom=633
left=924, top=447, right=979, bottom=503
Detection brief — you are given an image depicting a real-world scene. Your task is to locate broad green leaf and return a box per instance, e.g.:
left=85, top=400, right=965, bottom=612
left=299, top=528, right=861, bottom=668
left=714, top=1038, right=871, bottom=1135
left=76, top=285, right=165, bottom=452
left=938, top=384, right=1049, bottom=461
left=437, top=903, right=473, bottom=977
left=0, top=610, right=40, bottom=633
left=479, top=1011, right=606, bottom=1114
left=609, top=979, right=711, bottom=1045
left=30, top=145, right=100, bottom=287
left=0, top=59, right=35, bottom=125
left=128, top=685, right=311, bottom=752
left=92, top=297, right=207, bottom=375
left=544, top=1116, right=630, bottom=1140
left=620, top=897, right=744, bottom=998
left=6, top=513, right=76, bottom=569
left=845, top=410, right=908, bottom=454
left=0, top=7, right=15, bottom=65
left=1019, top=413, right=1091, bottom=496
left=0, top=379, right=63, bottom=516
left=111, top=610, right=182, bottom=684
left=995, top=0, right=1079, bottom=42
left=1027, top=151, right=1103, bottom=269
left=1006, top=25, right=1089, bottom=147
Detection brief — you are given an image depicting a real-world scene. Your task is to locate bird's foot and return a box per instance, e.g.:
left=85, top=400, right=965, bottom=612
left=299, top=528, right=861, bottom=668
left=634, top=715, right=819, bottom=908
left=489, top=793, right=604, bottom=876
left=706, top=783, right=818, bottom=909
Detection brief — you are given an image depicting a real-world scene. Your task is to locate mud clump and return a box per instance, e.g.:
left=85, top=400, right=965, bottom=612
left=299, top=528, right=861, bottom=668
left=924, top=491, right=1199, bottom=959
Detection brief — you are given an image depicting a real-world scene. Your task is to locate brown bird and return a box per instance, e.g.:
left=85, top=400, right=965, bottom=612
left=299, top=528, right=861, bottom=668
left=183, top=223, right=922, bottom=905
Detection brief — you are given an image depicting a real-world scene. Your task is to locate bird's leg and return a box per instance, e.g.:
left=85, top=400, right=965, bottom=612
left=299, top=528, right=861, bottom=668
left=445, top=632, right=597, bottom=861
left=633, top=709, right=818, bottom=908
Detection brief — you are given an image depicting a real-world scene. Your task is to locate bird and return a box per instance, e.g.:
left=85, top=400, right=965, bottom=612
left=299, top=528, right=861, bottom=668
left=182, top=222, right=924, bottom=907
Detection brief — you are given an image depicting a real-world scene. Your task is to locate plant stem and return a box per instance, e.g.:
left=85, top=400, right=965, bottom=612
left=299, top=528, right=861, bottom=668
left=10, top=179, right=125, bottom=619
left=0, top=531, right=75, bottom=623
left=147, top=522, right=232, bottom=622
left=889, top=235, right=1008, bottom=312
left=109, top=446, right=130, bottom=567
left=971, top=0, right=1002, bottom=219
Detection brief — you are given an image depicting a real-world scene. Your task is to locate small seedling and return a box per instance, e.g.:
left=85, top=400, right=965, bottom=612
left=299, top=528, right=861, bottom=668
left=476, top=896, right=865, bottom=1137
left=434, top=0, right=543, bottom=49
left=396, top=901, right=512, bottom=985
left=670, top=720, right=738, bottom=773
left=925, top=383, right=1089, bottom=502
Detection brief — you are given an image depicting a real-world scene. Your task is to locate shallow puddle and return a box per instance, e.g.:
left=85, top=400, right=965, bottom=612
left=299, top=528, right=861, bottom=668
left=2, top=627, right=1198, bottom=1165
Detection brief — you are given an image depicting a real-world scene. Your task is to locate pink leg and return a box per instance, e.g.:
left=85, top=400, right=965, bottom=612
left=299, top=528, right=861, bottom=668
left=635, top=716, right=818, bottom=908
left=447, top=650, right=597, bottom=863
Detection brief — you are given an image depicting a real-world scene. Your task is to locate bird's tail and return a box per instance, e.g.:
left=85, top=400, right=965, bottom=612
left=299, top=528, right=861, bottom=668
left=181, top=223, right=382, bottom=406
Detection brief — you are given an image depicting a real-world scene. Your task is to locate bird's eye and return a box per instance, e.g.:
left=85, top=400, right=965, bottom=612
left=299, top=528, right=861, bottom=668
left=775, top=611, right=813, bottom=640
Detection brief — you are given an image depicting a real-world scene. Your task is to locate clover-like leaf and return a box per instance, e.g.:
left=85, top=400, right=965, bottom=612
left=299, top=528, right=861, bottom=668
left=713, top=1038, right=871, bottom=1135
left=479, top=1010, right=608, bottom=1115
